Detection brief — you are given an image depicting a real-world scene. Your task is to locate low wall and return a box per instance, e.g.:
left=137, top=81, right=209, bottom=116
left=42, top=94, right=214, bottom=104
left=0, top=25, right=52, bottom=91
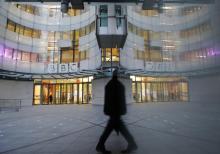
left=0, top=79, right=34, bottom=107
left=189, top=74, right=220, bottom=103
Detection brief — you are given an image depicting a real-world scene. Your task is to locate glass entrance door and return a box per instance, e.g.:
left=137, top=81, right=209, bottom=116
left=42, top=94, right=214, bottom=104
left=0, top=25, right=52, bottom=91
left=33, top=77, right=93, bottom=105
left=131, top=79, right=189, bottom=103
left=48, top=84, right=56, bottom=104
left=83, top=83, right=88, bottom=104
left=73, top=84, right=78, bottom=104
left=33, top=85, right=41, bottom=105
left=67, top=84, right=73, bottom=104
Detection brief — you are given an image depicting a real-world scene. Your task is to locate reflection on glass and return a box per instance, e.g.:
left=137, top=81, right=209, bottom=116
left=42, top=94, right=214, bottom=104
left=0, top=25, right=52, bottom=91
left=132, top=76, right=189, bottom=103
left=78, top=84, right=82, bottom=104
left=42, top=84, right=48, bottom=104
left=73, top=84, right=78, bottom=104
left=83, top=84, right=88, bottom=104
left=34, top=85, right=41, bottom=105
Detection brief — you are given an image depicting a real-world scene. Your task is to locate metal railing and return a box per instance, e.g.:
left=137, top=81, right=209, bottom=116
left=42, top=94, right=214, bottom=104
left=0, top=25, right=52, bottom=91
left=0, top=99, right=21, bottom=113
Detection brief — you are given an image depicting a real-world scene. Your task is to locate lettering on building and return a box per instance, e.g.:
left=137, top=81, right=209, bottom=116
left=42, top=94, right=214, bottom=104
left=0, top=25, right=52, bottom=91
left=48, top=63, right=78, bottom=73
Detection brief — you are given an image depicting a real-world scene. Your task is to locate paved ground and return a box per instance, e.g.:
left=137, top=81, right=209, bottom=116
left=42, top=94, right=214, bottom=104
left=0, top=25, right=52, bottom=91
left=0, top=102, right=220, bottom=154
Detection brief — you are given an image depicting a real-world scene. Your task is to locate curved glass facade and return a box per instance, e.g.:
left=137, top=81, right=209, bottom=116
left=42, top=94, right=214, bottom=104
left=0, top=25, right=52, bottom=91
left=0, top=1, right=220, bottom=104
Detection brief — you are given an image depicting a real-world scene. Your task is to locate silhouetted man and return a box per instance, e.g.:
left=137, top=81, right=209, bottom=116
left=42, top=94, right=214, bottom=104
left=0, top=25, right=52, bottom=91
left=96, top=69, right=137, bottom=154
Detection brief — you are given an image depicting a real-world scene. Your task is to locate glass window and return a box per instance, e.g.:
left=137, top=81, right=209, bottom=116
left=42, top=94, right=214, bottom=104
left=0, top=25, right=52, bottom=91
left=80, top=27, right=86, bottom=37
left=34, top=85, right=41, bottom=105
left=15, top=24, right=21, bottom=33
left=0, top=45, right=4, bottom=56
left=31, top=53, right=38, bottom=62
left=85, top=25, right=90, bottom=35
left=22, top=52, right=30, bottom=61
left=63, top=31, right=70, bottom=40
left=100, top=5, right=108, bottom=27
left=19, top=25, right=24, bottom=35
left=61, top=49, right=73, bottom=63
left=75, top=30, right=80, bottom=40
left=112, top=48, right=119, bottom=62
left=24, top=27, right=33, bottom=37
left=68, top=9, right=76, bottom=16
left=7, top=20, right=15, bottom=31
left=74, top=50, right=80, bottom=62
left=4, top=48, right=13, bottom=59
left=33, top=30, right=41, bottom=38
left=80, top=51, right=86, bottom=61
left=12, top=50, right=21, bottom=60
left=90, top=22, right=95, bottom=32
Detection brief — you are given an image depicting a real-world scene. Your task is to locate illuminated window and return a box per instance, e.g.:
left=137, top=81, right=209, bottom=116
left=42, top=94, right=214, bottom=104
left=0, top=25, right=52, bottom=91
left=6, top=19, right=41, bottom=38
left=13, top=50, right=21, bottom=60
left=7, top=20, right=15, bottom=31
left=61, top=49, right=73, bottom=63
left=31, top=53, right=38, bottom=62
left=22, top=52, right=30, bottom=61
left=4, top=48, right=13, bottom=59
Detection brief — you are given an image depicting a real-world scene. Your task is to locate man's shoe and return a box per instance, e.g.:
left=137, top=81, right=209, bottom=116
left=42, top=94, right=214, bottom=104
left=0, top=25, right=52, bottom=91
left=121, top=144, right=137, bottom=153
left=96, top=145, right=111, bottom=154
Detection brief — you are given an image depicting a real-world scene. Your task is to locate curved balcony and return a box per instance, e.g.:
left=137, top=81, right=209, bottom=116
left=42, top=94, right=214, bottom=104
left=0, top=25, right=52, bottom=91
left=127, top=5, right=211, bottom=32
left=0, top=3, right=96, bottom=31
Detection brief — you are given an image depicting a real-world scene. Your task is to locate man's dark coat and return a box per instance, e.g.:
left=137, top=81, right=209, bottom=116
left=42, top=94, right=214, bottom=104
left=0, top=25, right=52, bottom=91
left=104, top=77, right=127, bottom=117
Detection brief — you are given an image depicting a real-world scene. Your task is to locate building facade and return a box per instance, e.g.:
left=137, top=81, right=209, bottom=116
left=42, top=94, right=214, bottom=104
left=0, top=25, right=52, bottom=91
left=0, top=1, right=220, bottom=105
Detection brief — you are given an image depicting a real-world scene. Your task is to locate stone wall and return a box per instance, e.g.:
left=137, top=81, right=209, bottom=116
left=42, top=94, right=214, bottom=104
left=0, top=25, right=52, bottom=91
left=0, top=79, right=33, bottom=107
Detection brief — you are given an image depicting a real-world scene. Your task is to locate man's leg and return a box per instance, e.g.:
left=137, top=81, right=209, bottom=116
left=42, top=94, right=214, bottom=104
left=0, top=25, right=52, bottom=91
left=96, top=119, right=114, bottom=153
left=118, top=119, right=137, bottom=153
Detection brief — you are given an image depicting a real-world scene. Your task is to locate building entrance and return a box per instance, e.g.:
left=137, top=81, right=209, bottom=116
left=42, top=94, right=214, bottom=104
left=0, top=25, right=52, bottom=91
left=131, top=76, right=189, bottom=102
left=33, top=77, right=93, bottom=105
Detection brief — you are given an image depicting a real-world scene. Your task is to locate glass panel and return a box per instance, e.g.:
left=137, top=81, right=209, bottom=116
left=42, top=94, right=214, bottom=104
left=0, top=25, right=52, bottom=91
left=4, top=48, right=13, bottom=59
left=7, top=20, right=15, bottom=31
left=55, top=84, right=60, bottom=104
left=67, top=84, right=73, bottom=104
left=180, top=82, right=188, bottom=101
left=88, top=83, right=92, bottom=102
left=163, top=83, right=169, bottom=101
left=136, top=83, right=142, bottom=102
left=132, top=83, right=136, bottom=101
left=24, top=27, right=32, bottom=37
left=34, top=85, right=41, bottom=105
left=61, top=84, right=67, bottom=103
left=78, top=84, right=83, bottom=104
left=157, top=83, right=163, bottom=102
left=61, top=49, right=73, bottom=63
left=100, top=5, right=108, bottom=27
left=115, top=5, right=122, bottom=27
left=112, top=48, right=119, bottom=62
left=83, top=83, right=88, bottom=103
left=31, top=53, right=38, bottom=62
left=48, top=84, right=56, bottom=104
left=152, top=83, right=157, bottom=102
left=141, top=82, right=145, bottom=102
left=146, top=83, right=151, bottom=102
left=42, top=84, right=48, bottom=104
left=73, top=84, right=78, bottom=104
left=22, top=52, right=30, bottom=61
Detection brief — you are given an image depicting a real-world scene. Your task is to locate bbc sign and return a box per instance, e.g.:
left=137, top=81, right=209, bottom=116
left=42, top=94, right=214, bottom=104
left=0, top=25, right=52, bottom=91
left=145, top=62, right=175, bottom=72
left=47, top=63, right=78, bottom=73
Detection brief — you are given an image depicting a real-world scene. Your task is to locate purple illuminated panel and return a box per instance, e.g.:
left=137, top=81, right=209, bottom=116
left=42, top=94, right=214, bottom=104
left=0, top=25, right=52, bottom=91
left=4, top=48, right=13, bottom=59
left=0, top=44, right=4, bottom=56
left=207, top=48, right=220, bottom=57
